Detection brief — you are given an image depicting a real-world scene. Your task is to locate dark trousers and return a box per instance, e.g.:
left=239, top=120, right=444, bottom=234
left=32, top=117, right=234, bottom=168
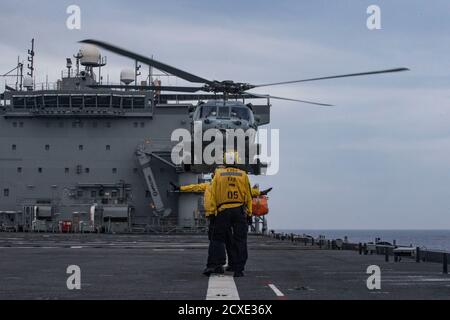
left=207, top=206, right=248, bottom=272
left=208, top=218, right=233, bottom=267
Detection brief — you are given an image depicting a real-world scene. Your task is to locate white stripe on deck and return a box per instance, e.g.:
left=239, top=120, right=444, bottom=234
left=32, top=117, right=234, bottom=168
left=206, top=275, right=240, bottom=300
left=268, top=284, right=285, bottom=297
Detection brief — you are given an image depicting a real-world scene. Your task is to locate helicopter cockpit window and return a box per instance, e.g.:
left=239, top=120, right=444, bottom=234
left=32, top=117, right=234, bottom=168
left=218, top=106, right=230, bottom=118
left=200, top=105, right=217, bottom=118
left=231, top=106, right=250, bottom=120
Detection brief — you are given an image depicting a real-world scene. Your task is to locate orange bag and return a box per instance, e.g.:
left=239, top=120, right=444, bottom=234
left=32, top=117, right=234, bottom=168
left=252, top=195, right=269, bottom=216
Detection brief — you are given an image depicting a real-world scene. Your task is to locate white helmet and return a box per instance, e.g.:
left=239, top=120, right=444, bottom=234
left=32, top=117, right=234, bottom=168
left=224, top=150, right=240, bottom=165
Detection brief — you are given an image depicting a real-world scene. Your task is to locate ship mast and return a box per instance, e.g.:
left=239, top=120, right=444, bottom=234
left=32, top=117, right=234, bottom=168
left=27, top=38, right=35, bottom=79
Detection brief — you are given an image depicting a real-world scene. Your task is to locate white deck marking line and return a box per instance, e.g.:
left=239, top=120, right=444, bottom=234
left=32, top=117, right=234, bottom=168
left=206, top=274, right=240, bottom=300
left=268, top=284, right=285, bottom=297
left=70, top=246, right=83, bottom=249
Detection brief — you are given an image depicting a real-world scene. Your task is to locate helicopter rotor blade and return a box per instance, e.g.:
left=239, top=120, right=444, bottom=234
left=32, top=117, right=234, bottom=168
left=159, top=94, right=269, bottom=101
left=248, top=92, right=333, bottom=106
left=89, top=84, right=205, bottom=93
left=80, top=39, right=213, bottom=85
left=251, top=68, right=409, bottom=88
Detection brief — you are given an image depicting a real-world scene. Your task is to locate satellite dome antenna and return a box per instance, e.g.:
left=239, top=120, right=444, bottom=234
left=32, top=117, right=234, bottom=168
left=120, top=68, right=135, bottom=89
left=78, top=45, right=106, bottom=82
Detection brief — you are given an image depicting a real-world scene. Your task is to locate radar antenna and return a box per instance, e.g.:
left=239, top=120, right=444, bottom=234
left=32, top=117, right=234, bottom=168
left=27, top=38, right=35, bottom=78
left=73, top=51, right=83, bottom=77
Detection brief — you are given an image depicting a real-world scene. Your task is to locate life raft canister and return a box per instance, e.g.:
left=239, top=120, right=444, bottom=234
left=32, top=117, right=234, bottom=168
left=252, top=195, right=269, bottom=216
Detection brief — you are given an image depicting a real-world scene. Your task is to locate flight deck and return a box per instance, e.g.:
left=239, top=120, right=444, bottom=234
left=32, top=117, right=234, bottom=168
left=0, top=233, right=448, bottom=300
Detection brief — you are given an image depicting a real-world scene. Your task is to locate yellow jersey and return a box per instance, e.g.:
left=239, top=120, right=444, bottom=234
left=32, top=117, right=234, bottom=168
left=210, top=167, right=253, bottom=216
left=180, top=183, right=215, bottom=216
left=181, top=183, right=260, bottom=197
left=180, top=180, right=258, bottom=217
left=180, top=183, right=209, bottom=193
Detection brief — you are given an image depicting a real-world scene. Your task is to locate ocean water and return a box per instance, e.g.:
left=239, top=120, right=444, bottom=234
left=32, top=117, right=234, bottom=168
left=277, top=230, right=450, bottom=252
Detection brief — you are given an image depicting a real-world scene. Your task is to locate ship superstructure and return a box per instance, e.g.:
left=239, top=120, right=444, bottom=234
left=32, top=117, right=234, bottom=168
left=0, top=41, right=271, bottom=234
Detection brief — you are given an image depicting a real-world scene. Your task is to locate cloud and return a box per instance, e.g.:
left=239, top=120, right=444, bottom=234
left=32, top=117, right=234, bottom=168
left=1, top=0, right=450, bottom=229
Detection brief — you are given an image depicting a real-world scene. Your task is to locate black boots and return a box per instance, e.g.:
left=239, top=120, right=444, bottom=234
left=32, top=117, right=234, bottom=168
left=233, top=271, right=244, bottom=278
left=203, top=265, right=244, bottom=277
left=203, top=266, right=224, bottom=276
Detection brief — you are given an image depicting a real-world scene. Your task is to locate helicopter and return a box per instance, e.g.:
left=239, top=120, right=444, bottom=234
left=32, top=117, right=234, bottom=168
left=81, top=39, right=409, bottom=135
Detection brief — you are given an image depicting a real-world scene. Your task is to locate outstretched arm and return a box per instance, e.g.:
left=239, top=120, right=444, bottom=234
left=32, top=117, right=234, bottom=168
left=178, top=182, right=209, bottom=193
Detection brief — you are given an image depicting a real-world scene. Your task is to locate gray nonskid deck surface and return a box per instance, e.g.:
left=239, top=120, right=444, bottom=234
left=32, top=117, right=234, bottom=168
left=0, top=233, right=449, bottom=300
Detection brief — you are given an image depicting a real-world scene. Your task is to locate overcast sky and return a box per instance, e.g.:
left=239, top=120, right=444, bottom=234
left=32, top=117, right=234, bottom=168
left=1, top=0, right=450, bottom=229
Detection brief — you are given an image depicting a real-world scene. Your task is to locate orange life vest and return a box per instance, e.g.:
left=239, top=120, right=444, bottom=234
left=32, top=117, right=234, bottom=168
left=252, top=195, right=269, bottom=216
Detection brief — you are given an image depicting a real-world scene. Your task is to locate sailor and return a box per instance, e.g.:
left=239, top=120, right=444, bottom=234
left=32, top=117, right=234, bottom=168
left=171, top=181, right=272, bottom=273
left=204, top=150, right=253, bottom=277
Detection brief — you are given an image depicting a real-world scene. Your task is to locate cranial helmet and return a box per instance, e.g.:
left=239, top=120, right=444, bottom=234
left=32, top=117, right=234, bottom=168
left=224, top=150, right=240, bottom=165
